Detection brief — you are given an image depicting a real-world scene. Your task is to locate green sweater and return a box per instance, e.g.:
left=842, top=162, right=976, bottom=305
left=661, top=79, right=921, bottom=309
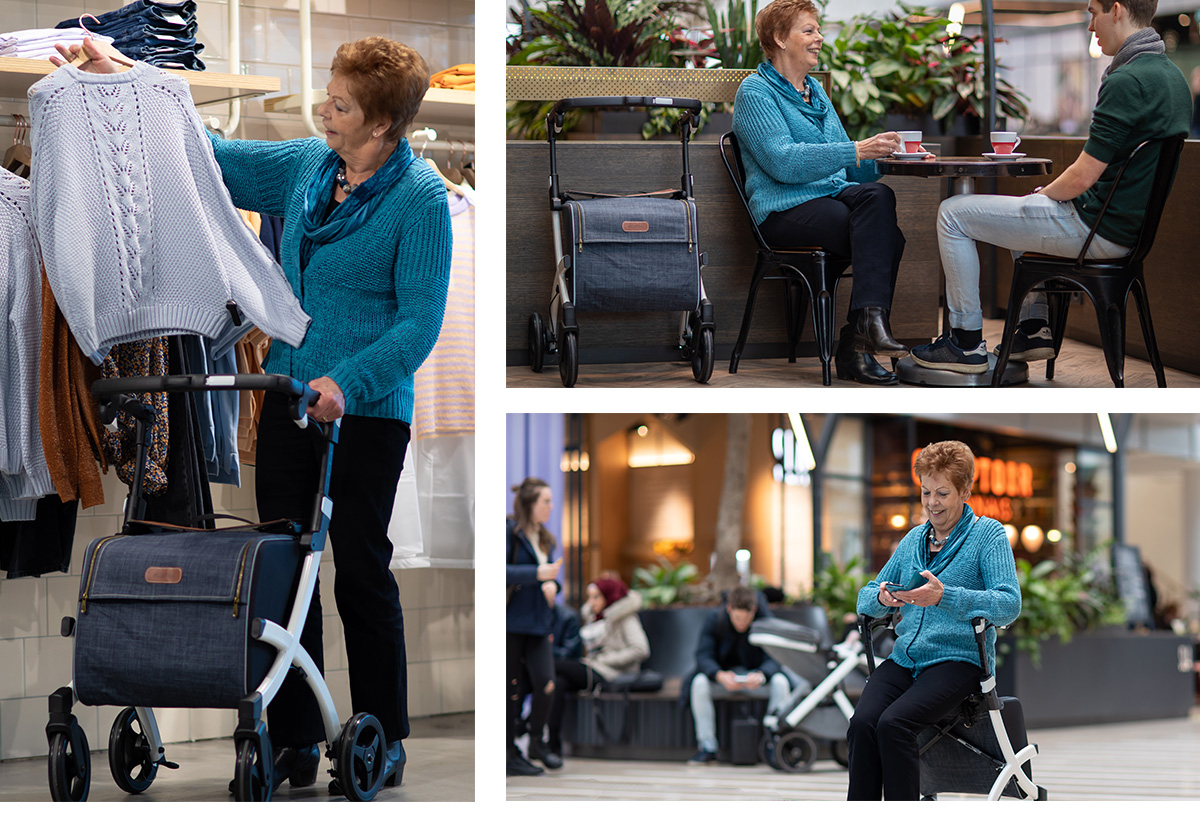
left=210, top=136, right=451, bottom=424
left=858, top=505, right=1021, bottom=678
left=1074, top=53, right=1191, bottom=247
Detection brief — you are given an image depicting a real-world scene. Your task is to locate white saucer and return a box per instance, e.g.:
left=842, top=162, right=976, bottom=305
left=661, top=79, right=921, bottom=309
left=890, top=151, right=930, bottom=159
left=983, top=152, right=1026, bottom=160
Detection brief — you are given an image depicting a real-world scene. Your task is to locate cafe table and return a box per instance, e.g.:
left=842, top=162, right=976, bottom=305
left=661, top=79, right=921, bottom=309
left=877, top=154, right=1054, bottom=386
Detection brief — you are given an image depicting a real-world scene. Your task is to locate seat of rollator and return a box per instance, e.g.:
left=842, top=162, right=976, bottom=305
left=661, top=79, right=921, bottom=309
left=748, top=617, right=827, bottom=651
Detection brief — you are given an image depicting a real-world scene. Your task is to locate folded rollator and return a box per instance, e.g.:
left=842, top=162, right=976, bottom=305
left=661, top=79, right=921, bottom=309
left=858, top=614, right=1049, bottom=801
left=527, top=95, right=715, bottom=387
left=46, top=374, right=390, bottom=802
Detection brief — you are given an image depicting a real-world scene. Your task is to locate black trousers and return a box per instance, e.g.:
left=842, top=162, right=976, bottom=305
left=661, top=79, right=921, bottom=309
left=255, top=392, right=411, bottom=747
left=846, top=658, right=981, bottom=801
left=547, top=658, right=605, bottom=747
left=507, top=633, right=554, bottom=754
left=758, top=182, right=905, bottom=317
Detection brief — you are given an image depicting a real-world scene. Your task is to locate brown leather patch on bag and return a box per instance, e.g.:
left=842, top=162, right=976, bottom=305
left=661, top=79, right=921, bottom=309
left=622, top=221, right=650, bottom=232
left=145, top=566, right=182, bottom=584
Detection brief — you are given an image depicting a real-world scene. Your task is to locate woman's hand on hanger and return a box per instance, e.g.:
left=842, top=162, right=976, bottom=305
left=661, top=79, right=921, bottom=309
left=48, top=37, right=126, bottom=73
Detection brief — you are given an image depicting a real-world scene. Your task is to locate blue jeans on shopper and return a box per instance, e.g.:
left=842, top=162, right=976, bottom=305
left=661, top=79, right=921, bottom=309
left=938, top=193, right=1131, bottom=332
left=690, top=670, right=792, bottom=753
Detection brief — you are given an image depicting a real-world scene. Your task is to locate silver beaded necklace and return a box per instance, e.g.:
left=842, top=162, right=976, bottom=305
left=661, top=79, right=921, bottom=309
left=335, top=163, right=357, bottom=195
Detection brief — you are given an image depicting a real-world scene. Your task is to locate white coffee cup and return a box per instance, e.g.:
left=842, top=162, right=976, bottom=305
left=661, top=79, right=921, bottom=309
left=898, top=130, right=924, bottom=154
left=990, top=131, right=1021, bottom=155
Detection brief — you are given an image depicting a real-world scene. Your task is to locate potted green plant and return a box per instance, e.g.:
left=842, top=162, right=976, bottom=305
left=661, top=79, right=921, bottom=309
left=805, top=554, right=872, bottom=638
left=821, top=2, right=1029, bottom=140
left=632, top=555, right=701, bottom=607
left=505, top=0, right=697, bottom=140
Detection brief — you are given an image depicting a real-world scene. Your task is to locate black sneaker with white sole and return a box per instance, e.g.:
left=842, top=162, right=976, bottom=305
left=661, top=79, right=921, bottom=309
left=994, top=324, right=1055, bottom=362
left=910, top=335, right=989, bottom=374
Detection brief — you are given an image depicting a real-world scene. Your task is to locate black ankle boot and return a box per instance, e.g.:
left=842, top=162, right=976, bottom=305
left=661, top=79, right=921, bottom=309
left=835, top=325, right=898, bottom=385
left=229, top=743, right=321, bottom=794
left=852, top=307, right=908, bottom=358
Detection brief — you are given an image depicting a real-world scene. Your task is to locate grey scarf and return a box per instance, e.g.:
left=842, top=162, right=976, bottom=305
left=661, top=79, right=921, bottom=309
left=1102, top=27, right=1165, bottom=81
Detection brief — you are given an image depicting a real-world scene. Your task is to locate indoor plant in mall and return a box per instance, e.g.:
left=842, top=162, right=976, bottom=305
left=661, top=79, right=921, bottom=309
left=821, top=2, right=1028, bottom=140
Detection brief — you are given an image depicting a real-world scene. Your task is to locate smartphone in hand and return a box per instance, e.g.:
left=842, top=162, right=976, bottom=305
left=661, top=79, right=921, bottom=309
left=886, top=571, right=928, bottom=593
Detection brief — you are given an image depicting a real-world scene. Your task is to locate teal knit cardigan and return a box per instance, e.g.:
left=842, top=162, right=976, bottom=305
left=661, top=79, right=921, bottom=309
left=210, top=135, right=451, bottom=424
left=732, top=61, right=882, bottom=226
left=857, top=504, right=1021, bottom=678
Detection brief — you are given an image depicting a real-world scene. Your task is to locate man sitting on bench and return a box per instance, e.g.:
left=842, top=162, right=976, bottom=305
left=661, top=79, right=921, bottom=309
left=686, top=586, right=790, bottom=764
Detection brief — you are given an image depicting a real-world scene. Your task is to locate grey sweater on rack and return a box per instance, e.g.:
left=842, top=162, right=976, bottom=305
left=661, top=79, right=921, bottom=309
left=28, top=61, right=311, bottom=365
left=0, top=169, right=54, bottom=520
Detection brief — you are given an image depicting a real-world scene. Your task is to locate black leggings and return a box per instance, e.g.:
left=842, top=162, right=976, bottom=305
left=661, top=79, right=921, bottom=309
left=507, top=633, right=554, bottom=754
left=846, top=658, right=981, bottom=800
left=758, top=182, right=905, bottom=317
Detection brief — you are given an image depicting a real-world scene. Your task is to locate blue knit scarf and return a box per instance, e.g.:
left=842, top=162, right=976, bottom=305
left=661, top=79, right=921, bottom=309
left=756, top=60, right=829, bottom=129
left=922, top=502, right=979, bottom=576
left=300, top=139, right=416, bottom=271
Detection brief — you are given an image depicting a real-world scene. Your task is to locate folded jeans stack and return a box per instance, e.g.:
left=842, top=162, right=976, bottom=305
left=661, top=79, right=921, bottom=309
left=55, top=0, right=205, bottom=71
left=0, top=28, right=115, bottom=60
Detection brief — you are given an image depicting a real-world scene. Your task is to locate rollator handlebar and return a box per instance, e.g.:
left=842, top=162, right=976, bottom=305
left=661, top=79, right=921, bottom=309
left=92, top=374, right=321, bottom=424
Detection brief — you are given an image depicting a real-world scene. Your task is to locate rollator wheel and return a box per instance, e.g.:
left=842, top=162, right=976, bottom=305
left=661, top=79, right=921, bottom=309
left=774, top=730, right=817, bottom=773
left=831, top=739, right=850, bottom=769
left=48, top=727, right=91, bottom=802
left=558, top=329, right=578, bottom=388
left=692, top=326, right=714, bottom=384
left=233, top=734, right=274, bottom=802
left=335, top=712, right=387, bottom=802
left=108, top=707, right=158, bottom=794
left=528, top=313, right=546, bottom=373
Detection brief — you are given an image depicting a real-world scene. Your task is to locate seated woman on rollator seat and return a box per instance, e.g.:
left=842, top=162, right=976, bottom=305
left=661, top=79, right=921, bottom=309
left=848, top=440, right=1020, bottom=801
left=733, top=0, right=916, bottom=385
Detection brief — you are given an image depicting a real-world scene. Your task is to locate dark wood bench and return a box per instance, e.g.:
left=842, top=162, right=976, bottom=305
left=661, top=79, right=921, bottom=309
left=563, top=605, right=832, bottom=762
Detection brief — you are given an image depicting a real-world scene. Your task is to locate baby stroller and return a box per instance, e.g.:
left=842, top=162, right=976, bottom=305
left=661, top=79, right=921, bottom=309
left=527, top=95, right=716, bottom=387
left=46, top=374, right=390, bottom=802
left=748, top=615, right=874, bottom=772
left=858, top=614, right=1048, bottom=801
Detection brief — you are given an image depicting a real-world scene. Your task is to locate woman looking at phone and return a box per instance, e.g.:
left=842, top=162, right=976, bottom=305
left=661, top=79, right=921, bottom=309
left=847, top=440, right=1021, bottom=800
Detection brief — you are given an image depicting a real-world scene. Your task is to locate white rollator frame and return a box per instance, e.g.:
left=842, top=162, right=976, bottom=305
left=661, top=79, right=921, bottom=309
left=859, top=613, right=1048, bottom=801
left=46, top=374, right=390, bottom=803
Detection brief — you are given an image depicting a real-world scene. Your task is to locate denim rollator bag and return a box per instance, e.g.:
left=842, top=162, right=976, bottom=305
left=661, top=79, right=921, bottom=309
left=72, top=528, right=301, bottom=708
left=562, top=196, right=701, bottom=313
left=917, top=695, right=1034, bottom=798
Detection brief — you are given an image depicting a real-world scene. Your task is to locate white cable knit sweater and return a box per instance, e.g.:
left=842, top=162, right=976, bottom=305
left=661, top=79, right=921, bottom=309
left=0, top=169, right=53, bottom=520
left=28, top=61, right=311, bottom=364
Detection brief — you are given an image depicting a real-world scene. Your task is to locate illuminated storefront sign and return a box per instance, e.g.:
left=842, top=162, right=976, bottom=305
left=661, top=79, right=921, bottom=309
left=910, top=449, right=1034, bottom=521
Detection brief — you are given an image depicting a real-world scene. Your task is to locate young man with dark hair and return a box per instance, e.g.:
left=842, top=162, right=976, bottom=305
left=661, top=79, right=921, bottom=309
left=910, top=0, right=1191, bottom=373
left=685, top=586, right=793, bottom=764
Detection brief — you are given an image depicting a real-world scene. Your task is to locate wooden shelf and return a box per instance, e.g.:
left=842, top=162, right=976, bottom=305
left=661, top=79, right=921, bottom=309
left=263, top=86, right=475, bottom=128
left=0, top=56, right=280, bottom=106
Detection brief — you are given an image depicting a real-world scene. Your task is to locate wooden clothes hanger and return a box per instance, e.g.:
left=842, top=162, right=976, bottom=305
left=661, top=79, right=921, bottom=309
left=4, top=114, right=32, bottom=177
left=443, top=140, right=464, bottom=186
left=68, top=15, right=137, bottom=70
left=461, top=145, right=475, bottom=189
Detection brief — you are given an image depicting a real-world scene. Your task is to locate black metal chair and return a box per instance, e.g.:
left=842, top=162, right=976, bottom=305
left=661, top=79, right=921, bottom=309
left=719, top=131, right=852, bottom=386
left=991, top=134, right=1184, bottom=388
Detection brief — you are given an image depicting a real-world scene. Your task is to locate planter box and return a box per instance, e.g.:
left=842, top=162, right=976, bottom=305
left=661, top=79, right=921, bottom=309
left=996, top=628, right=1194, bottom=728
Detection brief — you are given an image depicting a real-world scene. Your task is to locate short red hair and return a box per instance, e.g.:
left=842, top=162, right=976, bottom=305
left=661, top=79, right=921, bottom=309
left=756, top=0, right=821, bottom=61
left=330, top=37, right=429, bottom=142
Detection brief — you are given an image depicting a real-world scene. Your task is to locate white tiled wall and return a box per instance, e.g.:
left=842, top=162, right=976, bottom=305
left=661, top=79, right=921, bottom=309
left=0, top=0, right=476, bottom=147
left=0, top=0, right=475, bottom=762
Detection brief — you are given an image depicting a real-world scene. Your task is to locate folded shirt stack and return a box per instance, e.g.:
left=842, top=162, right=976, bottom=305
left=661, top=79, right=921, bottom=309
left=430, top=63, right=475, bottom=92
left=55, top=0, right=205, bottom=71
left=0, top=28, right=114, bottom=60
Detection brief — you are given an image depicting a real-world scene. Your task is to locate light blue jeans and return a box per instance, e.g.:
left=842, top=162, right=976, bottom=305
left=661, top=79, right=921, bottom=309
left=938, top=193, right=1131, bottom=331
left=690, top=671, right=792, bottom=752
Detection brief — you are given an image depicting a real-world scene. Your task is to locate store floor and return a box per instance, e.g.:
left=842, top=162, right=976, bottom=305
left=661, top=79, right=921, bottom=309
left=506, top=318, right=1200, bottom=388
left=0, top=712, right=473, bottom=802
left=507, top=712, right=1200, bottom=801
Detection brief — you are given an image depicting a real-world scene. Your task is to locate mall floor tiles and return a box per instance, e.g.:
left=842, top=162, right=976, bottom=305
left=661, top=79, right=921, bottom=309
left=0, top=712, right=473, bottom=802
left=507, top=714, right=1200, bottom=801
left=506, top=318, right=1200, bottom=389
